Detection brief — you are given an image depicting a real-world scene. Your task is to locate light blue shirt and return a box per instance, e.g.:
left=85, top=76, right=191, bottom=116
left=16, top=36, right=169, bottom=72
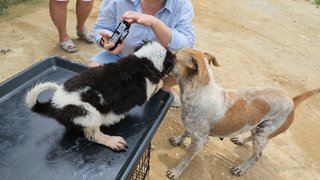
left=93, top=0, right=194, bottom=57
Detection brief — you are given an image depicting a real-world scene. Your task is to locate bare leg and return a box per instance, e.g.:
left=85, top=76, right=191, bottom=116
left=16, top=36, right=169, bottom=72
left=75, top=0, right=94, bottom=33
left=163, top=74, right=181, bottom=106
left=167, top=134, right=208, bottom=179
left=83, top=127, right=128, bottom=151
left=88, top=61, right=102, bottom=68
left=162, top=75, right=177, bottom=91
left=49, top=0, right=69, bottom=42
left=169, top=130, right=189, bottom=146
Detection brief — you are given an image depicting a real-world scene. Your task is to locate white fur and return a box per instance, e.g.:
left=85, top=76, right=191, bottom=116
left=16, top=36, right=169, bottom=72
left=51, top=86, right=83, bottom=108
left=134, top=41, right=167, bottom=71
left=25, top=82, right=59, bottom=108
left=73, top=103, right=101, bottom=127
left=101, top=112, right=126, bottom=126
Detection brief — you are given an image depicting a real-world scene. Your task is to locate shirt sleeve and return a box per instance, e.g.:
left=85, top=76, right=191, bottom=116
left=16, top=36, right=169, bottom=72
left=167, top=0, right=195, bottom=51
left=93, top=0, right=117, bottom=48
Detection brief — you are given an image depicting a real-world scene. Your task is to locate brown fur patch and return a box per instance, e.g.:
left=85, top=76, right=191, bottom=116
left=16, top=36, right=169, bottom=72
left=204, top=52, right=219, bottom=66
left=210, top=98, right=271, bottom=136
left=293, top=88, right=320, bottom=108
left=176, top=48, right=212, bottom=86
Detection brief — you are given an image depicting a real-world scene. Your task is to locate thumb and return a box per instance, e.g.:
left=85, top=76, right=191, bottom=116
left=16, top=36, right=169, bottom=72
left=100, top=31, right=112, bottom=39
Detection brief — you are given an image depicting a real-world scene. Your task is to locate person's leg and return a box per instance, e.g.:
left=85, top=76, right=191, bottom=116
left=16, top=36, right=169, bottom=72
left=162, top=75, right=177, bottom=91
left=50, top=0, right=77, bottom=52
left=163, top=75, right=181, bottom=107
left=88, top=61, right=102, bottom=68
left=89, top=50, right=123, bottom=67
left=49, top=0, right=69, bottom=42
left=75, top=0, right=94, bottom=33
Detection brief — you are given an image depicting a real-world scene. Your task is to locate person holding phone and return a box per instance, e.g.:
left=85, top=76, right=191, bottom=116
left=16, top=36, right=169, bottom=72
left=90, top=0, right=195, bottom=107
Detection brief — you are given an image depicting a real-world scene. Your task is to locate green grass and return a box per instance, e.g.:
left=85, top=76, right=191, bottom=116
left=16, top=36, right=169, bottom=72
left=1, top=0, right=45, bottom=16
left=316, top=0, right=320, bottom=5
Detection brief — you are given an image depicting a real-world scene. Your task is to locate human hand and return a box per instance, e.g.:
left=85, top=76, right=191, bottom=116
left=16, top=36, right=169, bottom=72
left=121, top=11, right=157, bottom=27
left=99, top=31, right=124, bottom=54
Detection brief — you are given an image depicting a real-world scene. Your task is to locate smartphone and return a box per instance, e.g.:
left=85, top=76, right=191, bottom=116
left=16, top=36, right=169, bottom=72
left=108, top=20, right=131, bottom=51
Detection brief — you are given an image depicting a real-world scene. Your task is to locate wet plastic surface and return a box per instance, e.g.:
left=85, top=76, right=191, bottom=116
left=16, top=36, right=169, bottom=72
left=0, top=56, right=173, bottom=180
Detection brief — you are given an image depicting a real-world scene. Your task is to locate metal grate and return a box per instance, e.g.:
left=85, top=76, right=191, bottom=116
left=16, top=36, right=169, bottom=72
left=130, top=143, right=151, bottom=180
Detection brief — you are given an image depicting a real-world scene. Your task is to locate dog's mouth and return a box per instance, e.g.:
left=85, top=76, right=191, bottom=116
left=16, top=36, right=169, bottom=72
left=162, top=62, right=174, bottom=75
left=162, top=50, right=176, bottom=75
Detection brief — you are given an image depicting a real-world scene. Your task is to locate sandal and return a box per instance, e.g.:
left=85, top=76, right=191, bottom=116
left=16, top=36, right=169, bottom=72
left=60, top=39, right=78, bottom=53
left=77, top=30, right=94, bottom=43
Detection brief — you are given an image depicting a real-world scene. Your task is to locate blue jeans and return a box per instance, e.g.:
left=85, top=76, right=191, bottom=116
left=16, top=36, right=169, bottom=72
left=91, top=50, right=124, bottom=64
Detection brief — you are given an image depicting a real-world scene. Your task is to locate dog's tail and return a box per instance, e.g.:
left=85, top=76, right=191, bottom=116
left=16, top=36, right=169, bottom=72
left=293, top=88, right=320, bottom=108
left=25, top=82, right=60, bottom=117
left=268, top=88, right=320, bottom=139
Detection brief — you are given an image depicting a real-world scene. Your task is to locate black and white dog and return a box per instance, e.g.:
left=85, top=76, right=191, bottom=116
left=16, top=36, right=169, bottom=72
left=25, top=41, right=175, bottom=151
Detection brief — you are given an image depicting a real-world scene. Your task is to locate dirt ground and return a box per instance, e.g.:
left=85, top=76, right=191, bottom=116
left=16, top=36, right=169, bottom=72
left=1, top=0, right=320, bottom=179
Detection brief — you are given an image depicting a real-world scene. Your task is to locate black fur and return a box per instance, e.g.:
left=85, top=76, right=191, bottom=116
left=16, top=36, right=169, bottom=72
left=163, top=50, right=175, bottom=75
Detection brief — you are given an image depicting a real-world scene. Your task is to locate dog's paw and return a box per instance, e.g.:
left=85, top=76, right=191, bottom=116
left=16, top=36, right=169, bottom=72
left=231, top=165, right=245, bottom=176
left=166, top=168, right=180, bottom=180
left=230, top=137, right=244, bottom=145
left=106, top=136, right=128, bottom=151
left=169, top=137, right=182, bottom=146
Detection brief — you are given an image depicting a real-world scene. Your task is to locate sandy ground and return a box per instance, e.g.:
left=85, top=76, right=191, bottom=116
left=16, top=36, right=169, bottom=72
left=1, top=0, right=320, bottom=179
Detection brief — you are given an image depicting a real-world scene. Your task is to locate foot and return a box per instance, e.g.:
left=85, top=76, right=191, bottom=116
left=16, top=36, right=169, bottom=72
left=231, top=164, right=247, bottom=176
left=167, top=168, right=181, bottom=180
left=231, top=154, right=260, bottom=176
left=60, top=39, right=78, bottom=53
left=104, top=136, right=128, bottom=151
left=230, top=136, right=245, bottom=145
left=77, top=29, right=94, bottom=43
left=169, top=136, right=183, bottom=146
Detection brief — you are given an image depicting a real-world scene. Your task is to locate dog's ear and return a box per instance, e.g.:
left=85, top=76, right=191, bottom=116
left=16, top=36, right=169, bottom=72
left=184, top=54, right=198, bottom=70
left=193, top=56, right=208, bottom=78
left=189, top=51, right=215, bottom=85
left=204, top=52, right=219, bottom=67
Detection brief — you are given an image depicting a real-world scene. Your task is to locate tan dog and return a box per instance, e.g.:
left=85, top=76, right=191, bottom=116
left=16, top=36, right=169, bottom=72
left=166, top=48, right=320, bottom=179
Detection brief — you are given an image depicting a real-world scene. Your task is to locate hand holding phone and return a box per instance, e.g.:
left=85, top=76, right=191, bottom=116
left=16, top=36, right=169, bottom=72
left=108, top=20, right=131, bottom=51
